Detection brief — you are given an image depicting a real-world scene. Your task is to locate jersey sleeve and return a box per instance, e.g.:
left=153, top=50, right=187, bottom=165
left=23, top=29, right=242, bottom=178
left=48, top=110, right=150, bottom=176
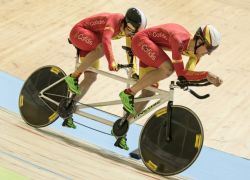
left=102, top=20, right=116, bottom=65
left=170, top=35, right=208, bottom=81
left=185, top=55, right=198, bottom=71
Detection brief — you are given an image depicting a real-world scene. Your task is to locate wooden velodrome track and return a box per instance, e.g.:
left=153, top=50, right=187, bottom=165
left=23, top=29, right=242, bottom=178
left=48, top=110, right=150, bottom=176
left=1, top=0, right=250, bottom=179
left=0, top=107, right=183, bottom=180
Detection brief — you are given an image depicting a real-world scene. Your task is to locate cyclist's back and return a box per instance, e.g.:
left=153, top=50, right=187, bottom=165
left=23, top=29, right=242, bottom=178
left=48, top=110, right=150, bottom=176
left=74, top=13, right=124, bottom=35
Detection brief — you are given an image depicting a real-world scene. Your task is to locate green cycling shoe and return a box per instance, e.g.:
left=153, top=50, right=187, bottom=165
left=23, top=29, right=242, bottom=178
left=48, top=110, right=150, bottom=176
left=115, top=136, right=129, bottom=151
left=62, top=117, right=77, bottom=129
left=111, top=130, right=129, bottom=151
left=65, top=75, right=81, bottom=95
left=119, top=90, right=136, bottom=116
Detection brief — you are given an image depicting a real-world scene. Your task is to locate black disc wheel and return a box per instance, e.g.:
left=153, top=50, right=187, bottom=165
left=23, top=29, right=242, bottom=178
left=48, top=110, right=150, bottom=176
left=19, top=65, right=68, bottom=128
left=139, top=105, right=203, bottom=176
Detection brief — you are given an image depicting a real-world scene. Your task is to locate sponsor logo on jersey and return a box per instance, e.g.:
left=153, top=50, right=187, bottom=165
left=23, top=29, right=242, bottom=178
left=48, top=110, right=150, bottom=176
left=138, top=41, right=156, bottom=61
left=152, top=32, right=168, bottom=40
left=75, top=32, right=93, bottom=45
left=89, top=19, right=106, bottom=26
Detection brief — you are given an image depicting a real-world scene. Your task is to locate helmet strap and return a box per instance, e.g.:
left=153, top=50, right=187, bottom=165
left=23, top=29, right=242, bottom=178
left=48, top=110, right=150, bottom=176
left=194, top=37, right=205, bottom=54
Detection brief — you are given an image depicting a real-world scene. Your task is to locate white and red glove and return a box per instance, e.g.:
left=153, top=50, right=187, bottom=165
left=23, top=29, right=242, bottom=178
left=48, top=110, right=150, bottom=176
left=206, top=72, right=223, bottom=87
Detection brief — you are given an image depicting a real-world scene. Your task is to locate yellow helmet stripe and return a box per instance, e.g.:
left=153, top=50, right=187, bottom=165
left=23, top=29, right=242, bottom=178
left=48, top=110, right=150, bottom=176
left=204, top=25, right=212, bottom=45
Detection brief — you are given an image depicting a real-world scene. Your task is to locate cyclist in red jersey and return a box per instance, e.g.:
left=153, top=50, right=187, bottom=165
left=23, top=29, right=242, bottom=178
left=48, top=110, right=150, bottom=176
left=116, top=23, right=223, bottom=150
left=62, top=8, right=146, bottom=134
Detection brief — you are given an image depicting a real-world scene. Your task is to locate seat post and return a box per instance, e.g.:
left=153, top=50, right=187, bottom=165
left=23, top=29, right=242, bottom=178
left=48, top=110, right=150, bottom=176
left=75, top=48, right=80, bottom=70
left=68, top=38, right=80, bottom=70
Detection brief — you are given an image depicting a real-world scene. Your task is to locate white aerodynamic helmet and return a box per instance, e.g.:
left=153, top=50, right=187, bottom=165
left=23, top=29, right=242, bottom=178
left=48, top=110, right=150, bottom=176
left=194, top=24, right=221, bottom=54
left=125, top=7, right=147, bottom=32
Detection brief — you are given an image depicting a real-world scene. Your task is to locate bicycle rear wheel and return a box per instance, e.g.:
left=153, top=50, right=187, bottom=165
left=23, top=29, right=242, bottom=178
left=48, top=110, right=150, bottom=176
left=19, top=65, right=68, bottom=128
left=139, top=105, right=203, bottom=176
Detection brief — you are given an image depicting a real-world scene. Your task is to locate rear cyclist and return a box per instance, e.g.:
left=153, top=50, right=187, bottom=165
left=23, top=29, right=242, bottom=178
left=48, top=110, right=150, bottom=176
left=62, top=8, right=147, bottom=130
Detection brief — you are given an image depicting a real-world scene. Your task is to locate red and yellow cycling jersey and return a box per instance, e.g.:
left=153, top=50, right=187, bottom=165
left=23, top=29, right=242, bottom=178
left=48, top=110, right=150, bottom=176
left=70, top=13, right=137, bottom=73
left=71, top=13, right=124, bottom=66
left=132, top=23, right=208, bottom=81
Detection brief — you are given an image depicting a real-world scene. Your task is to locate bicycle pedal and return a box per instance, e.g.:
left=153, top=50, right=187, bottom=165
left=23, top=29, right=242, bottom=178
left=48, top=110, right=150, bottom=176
left=112, top=118, right=129, bottom=137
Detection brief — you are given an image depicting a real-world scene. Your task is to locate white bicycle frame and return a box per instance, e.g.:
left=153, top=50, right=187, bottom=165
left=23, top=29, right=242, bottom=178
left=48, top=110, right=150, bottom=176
left=39, top=56, right=175, bottom=127
left=73, top=67, right=174, bottom=127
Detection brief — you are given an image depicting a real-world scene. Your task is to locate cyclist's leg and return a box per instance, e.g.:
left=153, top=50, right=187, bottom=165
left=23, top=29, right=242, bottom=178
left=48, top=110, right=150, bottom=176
left=63, top=45, right=103, bottom=128
left=65, top=27, right=101, bottom=95
left=63, top=52, right=101, bottom=128
left=75, top=44, right=103, bottom=75
left=131, top=35, right=173, bottom=94
left=70, top=27, right=100, bottom=71
left=120, top=35, right=173, bottom=115
left=74, top=61, right=99, bottom=102
left=115, top=90, right=155, bottom=150
left=134, top=89, right=154, bottom=112
left=131, top=61, right=173, bottom=93
left=74, top=44, right=104, bottom=101
left=127, top=67, right=158, bottom=119
left=74, top=72, right=97, bottom=102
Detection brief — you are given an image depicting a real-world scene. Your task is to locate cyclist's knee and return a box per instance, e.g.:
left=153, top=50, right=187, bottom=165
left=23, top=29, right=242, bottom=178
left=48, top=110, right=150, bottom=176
left=94, top=44, right=104, bottom=57
left=159, top=61, right=174, bottom=78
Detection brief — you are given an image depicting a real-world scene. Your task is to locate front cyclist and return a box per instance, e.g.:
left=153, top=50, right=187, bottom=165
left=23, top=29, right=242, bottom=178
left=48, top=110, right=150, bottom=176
left=116, top=24, right=223, bottom=150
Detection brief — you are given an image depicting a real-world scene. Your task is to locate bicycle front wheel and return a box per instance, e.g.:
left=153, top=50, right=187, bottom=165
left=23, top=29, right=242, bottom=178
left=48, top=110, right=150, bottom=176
left=139, top=105, right=203, bottom=176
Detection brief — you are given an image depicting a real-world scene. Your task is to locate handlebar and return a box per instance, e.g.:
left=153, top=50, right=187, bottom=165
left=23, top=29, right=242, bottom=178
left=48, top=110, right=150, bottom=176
left=120, top=46, right=211, bottom=99
left=175, top=77, right=212, bottom=99
left=116, top=46, right=134, bottom=71
left=187, top=89, right=210, bottom=99
left=117, top=63, right=133, bottom=70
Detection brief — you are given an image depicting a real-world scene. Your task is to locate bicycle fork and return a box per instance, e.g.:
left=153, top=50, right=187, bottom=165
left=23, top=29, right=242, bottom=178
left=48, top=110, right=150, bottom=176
left=165, top=81, right=175, bottom=142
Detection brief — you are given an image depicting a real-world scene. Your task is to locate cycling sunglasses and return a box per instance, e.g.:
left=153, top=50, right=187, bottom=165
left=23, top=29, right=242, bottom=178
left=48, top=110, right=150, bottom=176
left=126, top=24, right=137, bottom=35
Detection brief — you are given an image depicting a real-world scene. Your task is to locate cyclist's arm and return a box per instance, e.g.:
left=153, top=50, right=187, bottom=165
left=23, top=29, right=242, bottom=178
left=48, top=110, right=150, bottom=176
left=170, top=37, right=208, bottom=81
left=185, top=55, right=199, bottom=71
left=102, top=25, right=115, bottom=66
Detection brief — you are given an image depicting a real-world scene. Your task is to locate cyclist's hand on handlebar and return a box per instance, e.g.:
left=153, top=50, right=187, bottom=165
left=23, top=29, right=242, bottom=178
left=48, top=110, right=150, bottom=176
left=206, top=72, right=223, bottom=87
left=108, top=61, right=118, bottom=71
left=177, top=76, right=188, bottom=88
